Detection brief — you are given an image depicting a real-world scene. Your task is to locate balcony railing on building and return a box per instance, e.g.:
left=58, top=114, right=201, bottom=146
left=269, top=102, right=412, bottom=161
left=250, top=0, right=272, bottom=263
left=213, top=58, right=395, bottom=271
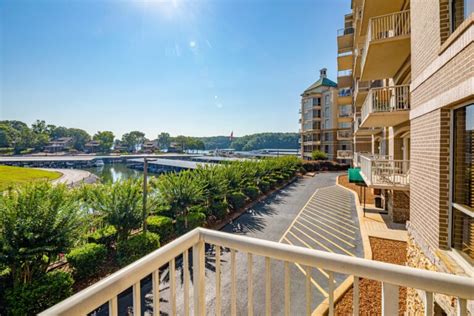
left=360, top=84, right=410, bottom=128
left=41, top=228, right=473, bottom=316
left=360, top=10, right=411, bottom=80
left=337, top=150, right=353, bottom=160
left=359, top=153, right=410, bottom=189
left=337, top=129, right=352, bottom=140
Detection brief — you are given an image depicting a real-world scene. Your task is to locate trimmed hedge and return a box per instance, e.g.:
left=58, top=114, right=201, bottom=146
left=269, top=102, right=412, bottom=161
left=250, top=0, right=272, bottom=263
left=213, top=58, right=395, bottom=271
left=66, top=243, right=107, bottom=279
left=243, top=186, right=260, bottom=200
left=117, top=232, right=161, bottom=266
left=5, top=271, right=73, bottom=316
left=87, top=225, right=116, bottom=248
left=228, top=191, right=247, bottom=210
left=176, top=212, right=206, bottom=234
left=302, top=160, right=349, bottom=172
left=147, top=215, right=174, bottom=241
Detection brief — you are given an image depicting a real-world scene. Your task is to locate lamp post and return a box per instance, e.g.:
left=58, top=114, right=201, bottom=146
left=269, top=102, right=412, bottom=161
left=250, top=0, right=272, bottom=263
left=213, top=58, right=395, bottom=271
left=142, top=158, right=148, bottom=233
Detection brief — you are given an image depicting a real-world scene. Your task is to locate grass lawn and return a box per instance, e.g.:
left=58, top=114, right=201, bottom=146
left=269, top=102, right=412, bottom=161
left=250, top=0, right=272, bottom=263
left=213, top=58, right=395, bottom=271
left=0, top=165, right=62, bottom=191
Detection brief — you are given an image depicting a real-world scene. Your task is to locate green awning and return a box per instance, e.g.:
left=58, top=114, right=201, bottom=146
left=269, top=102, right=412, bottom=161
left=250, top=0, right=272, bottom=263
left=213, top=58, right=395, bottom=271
left=348, top=168, right=365, bottom=184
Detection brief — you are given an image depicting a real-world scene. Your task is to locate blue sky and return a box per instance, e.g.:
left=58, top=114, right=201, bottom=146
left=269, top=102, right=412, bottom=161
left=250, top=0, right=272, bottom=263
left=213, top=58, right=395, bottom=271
left=0, top=0, right=348, bottom=138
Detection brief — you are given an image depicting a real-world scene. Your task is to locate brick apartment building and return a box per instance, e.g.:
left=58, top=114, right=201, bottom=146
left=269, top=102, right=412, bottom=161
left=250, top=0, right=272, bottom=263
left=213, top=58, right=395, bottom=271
left=299, top=68, right=353, bottom=163
left=343, top=0, right=473, bottom=313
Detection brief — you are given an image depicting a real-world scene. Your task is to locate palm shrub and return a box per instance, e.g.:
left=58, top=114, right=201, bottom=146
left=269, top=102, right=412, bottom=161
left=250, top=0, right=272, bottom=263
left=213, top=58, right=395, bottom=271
left=147, top=215, right=174, bottom=241
left=176, top=212, right=206, bottom=234
left=85, top=179, right=144, bottom=242
left=0, top=182, right=84, bottom=286
left=243, top=185, right=260, bottom=200
left=116, top=232, right=160, bottom=266
left=193, top=165, right=228, bottom=218
left=154, top=171, right=204, bottom=230
left=228, top=191, right=247, bottom=210
left=66, top=243, right=107, bottom=279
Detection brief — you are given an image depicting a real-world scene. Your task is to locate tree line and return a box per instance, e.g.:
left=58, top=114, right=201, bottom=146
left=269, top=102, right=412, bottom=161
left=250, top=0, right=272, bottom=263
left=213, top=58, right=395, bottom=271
left=0, top=120, right=298, bottom=154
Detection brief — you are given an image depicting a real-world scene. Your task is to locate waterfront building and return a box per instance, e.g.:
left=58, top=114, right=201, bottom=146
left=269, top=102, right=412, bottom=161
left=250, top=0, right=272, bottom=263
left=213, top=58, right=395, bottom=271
left=43, top=137, right=73, bottom=153
left=142, top=140, right=158, bottom=153
left=299, top=68, right=353, bottom=163
left=84, top=140, right=101, bottom=154
left=344, top=0, right=473, bottom=313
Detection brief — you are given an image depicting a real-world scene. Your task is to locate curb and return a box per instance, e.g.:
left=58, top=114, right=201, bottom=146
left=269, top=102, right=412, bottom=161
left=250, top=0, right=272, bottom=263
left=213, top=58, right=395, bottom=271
left=312, top=175, right=372, bottom=316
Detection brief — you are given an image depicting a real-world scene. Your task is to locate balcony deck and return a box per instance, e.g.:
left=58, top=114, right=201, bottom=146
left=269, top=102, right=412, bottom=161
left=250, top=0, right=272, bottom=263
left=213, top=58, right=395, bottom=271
left=359, top=153, right=410, bottom=190
left=360, top=84, right=410, bottom=128
left=360, top=10, right=411, bottom=81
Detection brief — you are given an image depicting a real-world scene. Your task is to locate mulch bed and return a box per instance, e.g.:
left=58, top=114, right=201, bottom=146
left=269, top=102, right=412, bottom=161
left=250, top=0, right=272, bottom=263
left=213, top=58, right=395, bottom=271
left=338, top=174, right=375, bottom=205
left=334, top=237, right=407, bottom=315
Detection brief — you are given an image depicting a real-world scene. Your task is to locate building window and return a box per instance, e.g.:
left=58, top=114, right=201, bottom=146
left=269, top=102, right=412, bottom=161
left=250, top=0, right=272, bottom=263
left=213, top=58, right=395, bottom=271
left=325, top=95, right=330, bottom=105
left=451, top=104, right=473, bottom=264
left=451, top=0, right=473, bottom=31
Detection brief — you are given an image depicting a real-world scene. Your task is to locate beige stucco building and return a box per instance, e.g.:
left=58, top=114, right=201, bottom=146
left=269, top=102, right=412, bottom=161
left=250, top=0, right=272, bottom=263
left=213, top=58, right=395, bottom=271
left=299, top=69, right=353, bottom=163
left=342, top=0, right=473, bottom=313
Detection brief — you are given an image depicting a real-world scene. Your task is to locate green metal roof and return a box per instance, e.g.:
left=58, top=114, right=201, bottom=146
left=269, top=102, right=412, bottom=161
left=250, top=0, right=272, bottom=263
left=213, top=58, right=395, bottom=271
left=302, top=77, right=337, bottom=94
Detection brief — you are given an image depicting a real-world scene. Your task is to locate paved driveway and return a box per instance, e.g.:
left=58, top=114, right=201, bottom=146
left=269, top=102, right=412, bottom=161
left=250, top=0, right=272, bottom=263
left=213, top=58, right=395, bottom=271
left=111, top=173, right=362, bottom=316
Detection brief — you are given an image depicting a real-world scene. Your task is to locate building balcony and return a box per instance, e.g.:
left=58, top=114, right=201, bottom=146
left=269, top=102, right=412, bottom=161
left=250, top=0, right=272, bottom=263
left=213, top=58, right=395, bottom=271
left=303, top=140, right=321, bottom=146
left=354, top=115, right=382, bottom=136
left=360, top=10, right=411, bottom=81
left=337, top=51, right=354, bottom=71
left=337, top=70, right=353, bottom=88
left=359, top=153, right=410, bottom=190
left=338, top=111, right=353, bottom=123
left=360, top=85, right=410, bottom=128
left=337, top=129, right=352, bottom=140
left=357, top=0, right=408, bottom=38
left=41, top=228, right=474, bottom=315
left=337, top=27, right=354, bottom=54
left=337, top=150, right=353, bottom=160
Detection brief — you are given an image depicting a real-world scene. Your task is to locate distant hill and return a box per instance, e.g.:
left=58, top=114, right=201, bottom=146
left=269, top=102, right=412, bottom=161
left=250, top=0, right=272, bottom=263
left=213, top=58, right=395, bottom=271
left=200, top=132, right=299, bottom=151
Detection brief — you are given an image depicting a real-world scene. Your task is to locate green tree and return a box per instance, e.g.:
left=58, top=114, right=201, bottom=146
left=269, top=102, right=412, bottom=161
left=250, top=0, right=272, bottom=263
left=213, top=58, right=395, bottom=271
left=122, top=131, right=145, bottom=152
left=93, top=131, right=114, bottom=153
left=157, top=132, right=171, bottom=149
left=0, top=182, right=83, bottom=286
left=68, top=128, right=91, bottom=151
left=50, top=126, right=69, bottom=139
left=85, top=179, right=144, bottom=241
left=0, top=124, right=13, bottom=147
left=31, top=120, right=48, bottom=135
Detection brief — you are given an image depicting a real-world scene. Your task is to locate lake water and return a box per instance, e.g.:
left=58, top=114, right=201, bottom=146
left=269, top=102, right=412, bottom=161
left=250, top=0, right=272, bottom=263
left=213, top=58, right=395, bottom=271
left=82, top=163, right=153, bottom=183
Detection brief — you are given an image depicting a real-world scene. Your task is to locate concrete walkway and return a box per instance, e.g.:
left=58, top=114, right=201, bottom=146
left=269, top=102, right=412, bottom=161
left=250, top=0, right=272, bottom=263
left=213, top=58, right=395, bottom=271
left=41, top=168, right=97, bottom=186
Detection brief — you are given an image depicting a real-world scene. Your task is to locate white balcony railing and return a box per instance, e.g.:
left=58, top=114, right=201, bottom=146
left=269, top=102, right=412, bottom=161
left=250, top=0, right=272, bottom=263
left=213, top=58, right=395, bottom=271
left=337, top=150, right=353, bottom=159
left=337, top=129, right=352, bottom=140
left=41, top=228, right=474, bottom=316
left=361, top=10, right=411, bottom=74
left=361, top=84, right=410, bottom=125
left=359, top=154, right=410, bottom=188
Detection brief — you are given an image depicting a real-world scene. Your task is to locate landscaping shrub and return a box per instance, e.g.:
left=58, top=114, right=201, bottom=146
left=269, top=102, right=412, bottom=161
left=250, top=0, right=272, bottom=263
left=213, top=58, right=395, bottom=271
left=210, top=200, right=228, bottom=220
left=311, top=150, right=328, bottom=160
left=302, top=160, right=349, bottom=172
left=257, top=180, right=271, bottom=193
left=147, top=215, right=174, bottom=241
left=66, top=243, right=107, bottom=279
left=5, top=271, right=73, bottom=316
left=243, top=186, right=260, bottom=200
left=228, top=191, right=247, bottom=210
left=117, top=232, right=160, bottom=266
left=176, top=212, right=206, bottom=233
left=87, top=225, right=117, bottom=248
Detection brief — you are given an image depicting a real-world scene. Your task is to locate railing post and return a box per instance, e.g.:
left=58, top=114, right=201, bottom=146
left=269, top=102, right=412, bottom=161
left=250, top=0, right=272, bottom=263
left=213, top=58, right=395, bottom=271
left=382, top=282, right=399, bottom=316
left=193, top=239, right=205, bottom=316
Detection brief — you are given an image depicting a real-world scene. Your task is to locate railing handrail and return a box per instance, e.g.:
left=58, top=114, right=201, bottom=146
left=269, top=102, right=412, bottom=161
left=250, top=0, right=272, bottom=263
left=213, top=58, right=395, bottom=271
left=361, top=84, right=410, bottom=124
left=368, top=9, right=410, bottom=23
left=41, top=227, right=474, bottom=315
left=369, top=84, right=410, bottom=91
